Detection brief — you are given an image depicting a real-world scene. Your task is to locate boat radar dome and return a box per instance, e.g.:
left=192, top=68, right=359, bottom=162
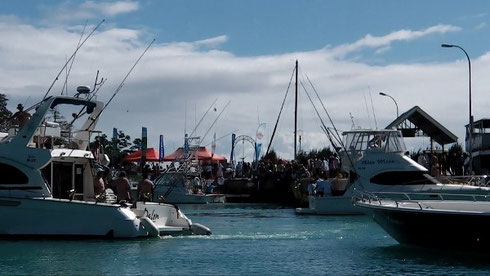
left=76, top=86, right=91, bottom=94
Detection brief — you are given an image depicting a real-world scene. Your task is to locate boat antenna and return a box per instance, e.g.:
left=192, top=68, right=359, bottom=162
left=61, top=19, right=88, bottom=96
left=368, top=87, right=378, bottom=129
left=86, top=38, right=155, bottom=130
left=189, top=97, right=218, bottom=138
left=266, top=64, right=295, bottom=155
left=201, top=100, right=231, bottom=144
left=42, top=19, right=105, bottom=101
left=68, top=70, right=106, bottom=126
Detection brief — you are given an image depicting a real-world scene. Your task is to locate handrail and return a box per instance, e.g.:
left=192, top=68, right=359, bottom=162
left=352, top=188, right=490, bottom=210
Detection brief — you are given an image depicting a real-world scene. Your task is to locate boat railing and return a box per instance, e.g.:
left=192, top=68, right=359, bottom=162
left=353, top=188, right=490, bottom=209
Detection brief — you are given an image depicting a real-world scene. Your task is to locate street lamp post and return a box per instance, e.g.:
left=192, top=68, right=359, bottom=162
left=441, top=43, right=473, bottom=174
left=379, top=92, right=399, bottom=118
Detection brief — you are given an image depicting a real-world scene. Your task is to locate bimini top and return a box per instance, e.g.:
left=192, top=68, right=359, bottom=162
left=386, top=106, right=457, bottom=146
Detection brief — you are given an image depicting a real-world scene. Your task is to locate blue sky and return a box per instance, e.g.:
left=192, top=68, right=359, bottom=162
left=1, top=0, right=490, bottom=159
left=4, top=0, right=490, bottom=60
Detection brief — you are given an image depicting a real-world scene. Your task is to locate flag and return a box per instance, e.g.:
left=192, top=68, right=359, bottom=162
left=255, top=143, right=262, bottom=161
left=211, top=132, right=216, bottom=157
left=230, top=133, right=236, bottom=164
left=159, top=135, right=164, bottom=162
left=141, top=127, right=147, bottom=167
left=112, top=128, right=118, bottom=143
left=256, top=123, right=266, bottom=142
left=184, top=134, right=190, bottom=159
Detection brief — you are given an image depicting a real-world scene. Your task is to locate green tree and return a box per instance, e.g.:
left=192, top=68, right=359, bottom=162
left=90, top=130, right=133, bottom=167
left=262, top=149, right=278, bottom=163
left=0, top=94, right=12, bottom=132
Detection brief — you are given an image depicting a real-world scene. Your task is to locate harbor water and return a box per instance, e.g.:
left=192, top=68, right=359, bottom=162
left=2, top=204, right=490, bottom=275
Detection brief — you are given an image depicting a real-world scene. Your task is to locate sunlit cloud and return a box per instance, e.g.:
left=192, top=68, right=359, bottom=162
left=329, top=24, right=461, bottom=58
left=43, top=0, right=139, bottom=22
left=0, top=20, right=479, bottom=159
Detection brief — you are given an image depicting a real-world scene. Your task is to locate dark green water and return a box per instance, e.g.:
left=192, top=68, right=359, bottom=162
left=1, top=204, right=489, bottom=275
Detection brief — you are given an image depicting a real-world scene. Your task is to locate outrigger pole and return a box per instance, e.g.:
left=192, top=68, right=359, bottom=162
left=294, top=60, right=298, bottom=160
left=42, top=19, right=105, bottom=101
left=85, top=38, right=156, bottom=130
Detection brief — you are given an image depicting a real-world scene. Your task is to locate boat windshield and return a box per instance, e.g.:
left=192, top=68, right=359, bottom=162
left=343, top=130, right=406, bottom=154
left=154, top=172, right=185, bottom=187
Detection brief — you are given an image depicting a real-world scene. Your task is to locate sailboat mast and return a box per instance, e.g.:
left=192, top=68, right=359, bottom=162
left=294, top=60, right=298, bottom=160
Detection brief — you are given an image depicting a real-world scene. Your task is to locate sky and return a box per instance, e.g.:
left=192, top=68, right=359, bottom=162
left=1, top=0, right=490, bottom=160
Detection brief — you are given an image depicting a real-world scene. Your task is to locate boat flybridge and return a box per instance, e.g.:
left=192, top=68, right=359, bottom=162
left=296, top=129, right=490, bottom=215
left=0, top=92, right=210, bottom=238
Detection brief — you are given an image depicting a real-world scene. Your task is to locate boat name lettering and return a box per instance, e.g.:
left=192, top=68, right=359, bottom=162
left=143, top=208, right=160, bottom=221
left=26, top=155, right=36, bottom=163
left=376, top=159, right=395, bottom=164
left=361, top=160, right=375, bottom=165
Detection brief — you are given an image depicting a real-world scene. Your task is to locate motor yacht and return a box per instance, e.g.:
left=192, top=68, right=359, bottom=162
left=355, top=191, right=490, bottom=249
left=0, top=92, right=211, bottom=238
left=296, top=129, right=490, bottom=215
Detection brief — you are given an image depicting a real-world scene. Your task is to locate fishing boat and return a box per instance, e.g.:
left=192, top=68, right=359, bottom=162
left=152, top=170, right=225, bottom=204
left=0, top=92, right=211, bottom=238
left=296, top=129, right=490, bottom=215
left=355, top=191, right=490, bottom=249
left=147, top=138, right=226, bottom=204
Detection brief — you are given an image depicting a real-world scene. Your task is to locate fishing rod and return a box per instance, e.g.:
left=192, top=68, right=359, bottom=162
left=200, top=100, right=231, bottom=144
left=85, top=38, right=156, bottom=130
left=42, top=19, right=105, bottom=101
left=188, top=98, right=218, bottom=138
left=62, top=20, right=88, bottom=96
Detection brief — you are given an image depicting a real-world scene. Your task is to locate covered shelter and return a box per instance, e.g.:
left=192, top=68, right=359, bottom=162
left=386, top=106, right=458, bottom=151
left=164, top=146, right=227, bottom=163
left=122, top=148, right=161, bottom=162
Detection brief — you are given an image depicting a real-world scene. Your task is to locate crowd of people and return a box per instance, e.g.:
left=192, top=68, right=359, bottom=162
left=415, top=151, right=471, bottom=176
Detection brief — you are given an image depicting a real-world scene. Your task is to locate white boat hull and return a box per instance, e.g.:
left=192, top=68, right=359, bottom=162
left=0, top=197, right=198, bottom=238
left=296, top=195, right=364, bottom=215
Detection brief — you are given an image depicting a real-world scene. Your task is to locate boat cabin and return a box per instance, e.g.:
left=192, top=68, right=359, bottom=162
left=0, top=95, right=105, bottom=201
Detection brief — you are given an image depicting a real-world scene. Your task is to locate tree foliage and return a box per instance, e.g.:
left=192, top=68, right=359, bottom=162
left=90, top=130, right=133, bottom=167
left=0, top=94, right=12, bottom=132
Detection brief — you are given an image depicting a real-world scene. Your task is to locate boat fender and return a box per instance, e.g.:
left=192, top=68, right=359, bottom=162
left=190, top=223, right=212, bottom=236
left=140, top=217, right=160, bottom=237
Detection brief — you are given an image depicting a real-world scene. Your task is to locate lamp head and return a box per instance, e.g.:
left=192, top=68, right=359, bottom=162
left=441, top=44, right=454, bottom=48
left=379, top=92, right=387, bottom=96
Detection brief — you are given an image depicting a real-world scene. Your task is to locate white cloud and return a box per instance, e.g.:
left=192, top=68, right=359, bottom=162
left=0, top=20, right=479, bottom=160
left=329, top=24, right=461, bottom=57
left=44, top=0, right=139, bottom=22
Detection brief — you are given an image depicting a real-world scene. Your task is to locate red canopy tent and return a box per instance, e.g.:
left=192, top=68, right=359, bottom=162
left=164, top=146, right=227, bottom=163
left=122, top=148, right=161, bottom=162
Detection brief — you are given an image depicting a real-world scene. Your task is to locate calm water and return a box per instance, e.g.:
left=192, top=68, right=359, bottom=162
left=1, top=204, right=490, bottom=275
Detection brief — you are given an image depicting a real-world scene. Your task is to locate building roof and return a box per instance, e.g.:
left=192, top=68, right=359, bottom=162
left=467, top=118, right=490, bottom=129
left=386, top=106, right=458, bottom=145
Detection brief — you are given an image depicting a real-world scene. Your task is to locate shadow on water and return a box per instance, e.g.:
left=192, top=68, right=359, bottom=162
left=373, top=244, right=490, bottom=269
